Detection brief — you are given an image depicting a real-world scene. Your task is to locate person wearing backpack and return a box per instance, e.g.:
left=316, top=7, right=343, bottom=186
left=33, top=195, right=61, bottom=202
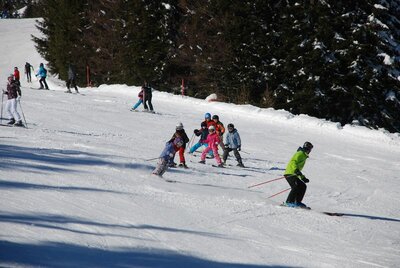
left=36, top=63, right=49, bottom=90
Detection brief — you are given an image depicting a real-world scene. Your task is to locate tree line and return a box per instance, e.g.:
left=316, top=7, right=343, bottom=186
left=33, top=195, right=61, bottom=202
left=30, top=0, right=400, bottom=132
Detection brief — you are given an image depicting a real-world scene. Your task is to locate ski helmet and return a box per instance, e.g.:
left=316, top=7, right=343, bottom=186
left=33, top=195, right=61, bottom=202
left=212, top=115, right=219, bottom=120
left=303, top=141, right=313, bottom=153
left=208, top=125, right=215, bottom=131
left=227, top=123, right=234, bottom=129
left=176, top=122, right=184, bottom=130
left=205, top=113, right=211, bottom=119
left=174, top=137, right=184, bottom=147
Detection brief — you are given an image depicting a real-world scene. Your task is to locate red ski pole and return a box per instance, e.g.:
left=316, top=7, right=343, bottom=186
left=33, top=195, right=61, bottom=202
left=267, top=188, right=290, bottom=199
left=247, top=176, right=285, bottom=188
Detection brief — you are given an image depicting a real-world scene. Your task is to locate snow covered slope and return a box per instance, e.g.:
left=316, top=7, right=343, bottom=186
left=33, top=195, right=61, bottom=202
left=0, top=19, right=399, bottom=268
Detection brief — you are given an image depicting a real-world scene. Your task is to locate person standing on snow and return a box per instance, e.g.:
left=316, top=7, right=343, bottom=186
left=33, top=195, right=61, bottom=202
left=189, top=121, right=209, bottom=154
left=13, top=67, right=20, bottom=86
left=222, top=123, right=244, bottom=167
left=36, top=63, right=49, bottom=90
left=199, top=125, right=223, bottom=167
left=3, top=74, right=23, bottom=126
left=66, top=64, right=79, bottom=93
left=152, top=137, right=184, bottom=177
left=130, top=87, right=144, bottom=111
left=212, top=115, right=225, bottom=137
left=283, top=142, right=313, bottom=208
left=202, top=112, right=217, bottom=129
left=142, top=82, right=154, bottom=113
left=168, top=122, right=190, bottom=168
left=25, top=62, right=33, bottom=83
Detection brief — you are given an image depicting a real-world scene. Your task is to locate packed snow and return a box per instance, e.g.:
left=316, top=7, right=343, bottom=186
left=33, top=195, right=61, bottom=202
left=1, top=18, right=400, bottom=268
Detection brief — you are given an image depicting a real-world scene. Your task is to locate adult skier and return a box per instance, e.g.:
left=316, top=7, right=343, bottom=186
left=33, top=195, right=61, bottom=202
left=3, top=74, right=23, bottom=126
left=283, top=142, right=313, bottom=208
left=152, top=137, right=184, bottom=177
left=25, top=62, right=33, bottom=83
left=222, top=123, right=244, bottom=167
left=36, top=63, right=49, bottom=90
left=142, top=82, right=154, bottom=113
left=66, top=64, right=79, bottom=93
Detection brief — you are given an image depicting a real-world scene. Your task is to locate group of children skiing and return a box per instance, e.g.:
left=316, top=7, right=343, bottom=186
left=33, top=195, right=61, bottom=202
left=152, top=112, right=244, bottom=175
left=151, top=111, right=313, bottom=209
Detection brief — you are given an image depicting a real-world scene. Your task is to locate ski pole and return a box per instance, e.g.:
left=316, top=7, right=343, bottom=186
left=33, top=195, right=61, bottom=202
left=247, top=176, right=285, bottom=188
left=1, top=91, right=4, bottom=125
left=18, top=99, right=27, bottom=127
left=186, top=132, right=195, bottom=152
left=240, top=150, right=250, bottom=155
left=145, top=157, right=159, bottom=161
left=267, top=188, right=290, bottom=199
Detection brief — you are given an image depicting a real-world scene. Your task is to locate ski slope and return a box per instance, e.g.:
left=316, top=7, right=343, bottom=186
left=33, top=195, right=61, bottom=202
left=1, top=18, right=400, bottom=268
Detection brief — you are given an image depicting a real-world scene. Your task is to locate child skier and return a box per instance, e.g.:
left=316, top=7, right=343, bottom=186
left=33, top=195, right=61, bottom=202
left=3, top=75, right=23, bottom=126
left=189, top=121, right=209, bottom=154
left=130, top=88, right=144, bottom=111
left=222, top=123, right=244, bottom=167
left=152, top=137, right=184, bottom=177
left=202, top=112, right=217, bottom=129
left=199, top=125, right=223, bottom=167
left=283, top=142, right=313, bottom=208
left=168, top=122, right=190, bottom=168
left=212, top=115, right=225, bottom=137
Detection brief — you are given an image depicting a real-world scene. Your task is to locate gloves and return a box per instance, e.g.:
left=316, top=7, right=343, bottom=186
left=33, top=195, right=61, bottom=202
left=237, top=145, right=241, bottom=151
left=295, top=169, right=303, bottom=176
left=194, top=129, right=199, bottom=135
left=301, top=176, right=309, bottom=183
left=224, top=144, right=229, bottom=149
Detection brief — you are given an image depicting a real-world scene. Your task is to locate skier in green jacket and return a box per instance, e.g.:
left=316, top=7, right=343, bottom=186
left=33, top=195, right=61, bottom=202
left=284, top=142, right=313, bottom=208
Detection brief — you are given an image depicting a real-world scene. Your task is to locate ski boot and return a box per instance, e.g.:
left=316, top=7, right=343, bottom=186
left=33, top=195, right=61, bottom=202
left=7, top=118, right=15, bottom=125
left=237, top=160, right=245, bottom=168
left=199, top=160, right=205, bottom=164
left=178, top=163, right=188, bottom=169
left=14, top=120, right=24, bottom=127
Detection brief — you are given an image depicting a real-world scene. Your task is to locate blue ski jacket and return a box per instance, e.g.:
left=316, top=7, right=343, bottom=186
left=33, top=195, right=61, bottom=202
left=224, top=129, right=241, bottom=149
left=159, top=142, right=177, bottom=161
left=36, top=66, right=47, bottom=78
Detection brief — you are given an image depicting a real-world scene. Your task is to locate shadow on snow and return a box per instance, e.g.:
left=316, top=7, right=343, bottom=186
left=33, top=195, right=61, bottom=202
left=0, top=144, right=140, bottom=173
left=0, top=240, right=295, bottom=268
left=0, top=180, right=126, bottom=194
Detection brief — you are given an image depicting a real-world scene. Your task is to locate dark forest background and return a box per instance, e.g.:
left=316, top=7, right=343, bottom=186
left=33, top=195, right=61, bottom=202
left=2, top=0, right=400, bottom=132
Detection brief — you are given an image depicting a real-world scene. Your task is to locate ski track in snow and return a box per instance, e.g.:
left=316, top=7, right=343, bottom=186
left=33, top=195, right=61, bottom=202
left=0, top=18, right=399, bottom=268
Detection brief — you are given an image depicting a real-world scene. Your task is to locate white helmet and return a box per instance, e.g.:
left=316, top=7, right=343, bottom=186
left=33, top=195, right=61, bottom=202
left=176, top=122, right=184, bottom=130
left=208, top=125, right=215, bottom=131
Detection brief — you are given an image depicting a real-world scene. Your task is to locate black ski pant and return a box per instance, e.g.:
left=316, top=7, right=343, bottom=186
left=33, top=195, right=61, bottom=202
left=26, top=71, right=31, bottom=82
left=67, top=78, right=79, bottom=92
left=285, top=174, right=307, bottom=203
left=143, top=95, right=153, bottom=111
left=222, top=148, right=242, bottom=163
left=39, top=77, right=49, bottom=89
